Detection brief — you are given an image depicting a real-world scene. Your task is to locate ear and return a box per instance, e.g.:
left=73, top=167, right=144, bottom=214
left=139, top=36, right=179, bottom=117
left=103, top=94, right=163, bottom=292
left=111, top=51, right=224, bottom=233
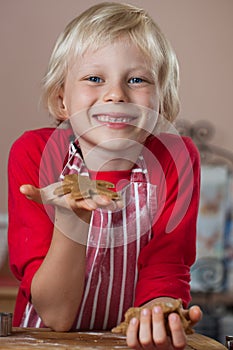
left=56, top=88, right=69, bottom=120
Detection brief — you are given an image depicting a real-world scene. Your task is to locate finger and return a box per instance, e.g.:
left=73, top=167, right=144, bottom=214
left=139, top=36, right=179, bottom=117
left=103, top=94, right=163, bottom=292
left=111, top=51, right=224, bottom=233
left=115, top=198, right=124, bottom=209
left=126, top=317, right=141, bottom=350
left=138, top=308, right=154, bottom=349
left=151, top=306, right=168, bottom=348
left=91, top=195, right=124, bottom=211
left=188, top=305, right=202, bottom=325
left=20, top=184, right=43, bottom=203
left=168, top=313, right=186, bottom=349
left=91, top=194, right=112, bottom=206
left=71, top=197, right=98, bottom=212
left=20, top=182, right=64, bottom=205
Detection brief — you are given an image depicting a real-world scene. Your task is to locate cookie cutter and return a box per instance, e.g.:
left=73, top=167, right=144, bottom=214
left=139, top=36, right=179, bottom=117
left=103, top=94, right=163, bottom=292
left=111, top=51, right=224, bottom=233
left=0, top=312, right=12, bottom=336
left=226, top=336, right=233, bottom=350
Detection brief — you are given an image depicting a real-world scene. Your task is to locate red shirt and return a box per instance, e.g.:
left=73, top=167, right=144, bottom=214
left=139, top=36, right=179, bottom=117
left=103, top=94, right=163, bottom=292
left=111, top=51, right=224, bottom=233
left=8, top=127, right=200, bottom=328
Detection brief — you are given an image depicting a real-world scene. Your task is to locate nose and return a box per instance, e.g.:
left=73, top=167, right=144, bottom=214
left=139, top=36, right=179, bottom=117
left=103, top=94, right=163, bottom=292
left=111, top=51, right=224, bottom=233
left=102, top=82, right=128, bottom=103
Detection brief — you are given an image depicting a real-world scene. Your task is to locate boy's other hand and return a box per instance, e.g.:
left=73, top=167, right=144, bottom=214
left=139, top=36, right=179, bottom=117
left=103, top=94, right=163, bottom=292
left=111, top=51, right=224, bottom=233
left=126, top=302, right=202, bottom=350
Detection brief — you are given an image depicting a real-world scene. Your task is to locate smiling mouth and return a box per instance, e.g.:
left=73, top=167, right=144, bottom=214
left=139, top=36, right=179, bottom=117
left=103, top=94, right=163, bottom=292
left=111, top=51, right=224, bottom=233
left=93, top=114, right=136, bottom=125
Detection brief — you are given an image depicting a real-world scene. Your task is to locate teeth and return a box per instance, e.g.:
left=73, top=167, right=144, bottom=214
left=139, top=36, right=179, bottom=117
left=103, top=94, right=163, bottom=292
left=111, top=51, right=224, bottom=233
left=96, top=115, right=132, bottom=123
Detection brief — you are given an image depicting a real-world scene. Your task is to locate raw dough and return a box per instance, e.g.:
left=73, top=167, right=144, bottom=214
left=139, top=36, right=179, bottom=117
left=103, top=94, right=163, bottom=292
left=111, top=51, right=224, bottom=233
left=112, top=299, right=193, bottom=336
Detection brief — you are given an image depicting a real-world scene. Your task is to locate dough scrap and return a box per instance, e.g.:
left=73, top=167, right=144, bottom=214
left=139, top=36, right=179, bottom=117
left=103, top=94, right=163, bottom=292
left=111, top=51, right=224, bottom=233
left=112, top=299, right=193, bottom=336
left=53, top=174, right=121, bottom=201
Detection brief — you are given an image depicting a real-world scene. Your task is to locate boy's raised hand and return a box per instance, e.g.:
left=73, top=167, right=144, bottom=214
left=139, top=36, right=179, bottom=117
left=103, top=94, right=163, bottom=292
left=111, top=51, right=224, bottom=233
left=20, top=176, right=123, bottom=213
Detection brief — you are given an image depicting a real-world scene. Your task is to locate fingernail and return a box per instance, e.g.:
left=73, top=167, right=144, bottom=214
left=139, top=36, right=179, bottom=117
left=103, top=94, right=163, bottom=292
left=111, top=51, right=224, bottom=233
left=19, top=185, right=26, bottom=193
left=153, top=306, right=162, bottom=314
left=142, top=308, right=149, bottom=316
left=170, top=313, right=178, bottom=322
left=130, top=317, right=137, bottom=325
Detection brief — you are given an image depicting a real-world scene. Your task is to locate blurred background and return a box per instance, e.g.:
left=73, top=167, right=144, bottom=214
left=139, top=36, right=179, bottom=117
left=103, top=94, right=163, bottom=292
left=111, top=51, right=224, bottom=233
left=1, top=0, right=233, bottom=343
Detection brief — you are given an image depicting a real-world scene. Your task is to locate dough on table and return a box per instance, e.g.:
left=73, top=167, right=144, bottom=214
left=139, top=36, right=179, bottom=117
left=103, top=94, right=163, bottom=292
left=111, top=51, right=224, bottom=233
left=112, top=299, right=193, bottom=336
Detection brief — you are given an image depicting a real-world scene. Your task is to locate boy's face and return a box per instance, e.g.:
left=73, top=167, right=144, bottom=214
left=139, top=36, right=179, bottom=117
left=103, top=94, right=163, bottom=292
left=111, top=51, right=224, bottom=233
left=60, top=39, right=159, bottom=154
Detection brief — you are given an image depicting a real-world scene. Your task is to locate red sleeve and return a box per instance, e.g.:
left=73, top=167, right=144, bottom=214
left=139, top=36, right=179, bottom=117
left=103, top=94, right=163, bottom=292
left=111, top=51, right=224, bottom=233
left=135, top=135, right=200, bottom=308
left=8, top=128, right=71, bottom=325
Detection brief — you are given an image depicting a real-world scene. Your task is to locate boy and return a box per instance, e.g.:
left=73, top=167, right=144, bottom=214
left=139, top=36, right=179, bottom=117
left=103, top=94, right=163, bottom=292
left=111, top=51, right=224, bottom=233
left=8, top=2, right=202, bottom=349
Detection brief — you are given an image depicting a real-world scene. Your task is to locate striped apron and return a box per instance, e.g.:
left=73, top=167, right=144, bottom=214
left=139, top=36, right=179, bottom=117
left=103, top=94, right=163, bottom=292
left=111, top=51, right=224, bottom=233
left=20, top=142, right=157, bottom=330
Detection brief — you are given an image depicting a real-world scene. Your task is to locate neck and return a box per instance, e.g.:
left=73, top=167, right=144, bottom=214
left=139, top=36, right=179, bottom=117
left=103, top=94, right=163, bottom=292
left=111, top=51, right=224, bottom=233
left=79, top=140, right=144, bottom=172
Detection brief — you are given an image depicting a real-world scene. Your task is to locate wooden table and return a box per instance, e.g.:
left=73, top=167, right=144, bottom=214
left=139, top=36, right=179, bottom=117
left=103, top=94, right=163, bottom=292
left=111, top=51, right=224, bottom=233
left=0, top=328, right=227, bottom=349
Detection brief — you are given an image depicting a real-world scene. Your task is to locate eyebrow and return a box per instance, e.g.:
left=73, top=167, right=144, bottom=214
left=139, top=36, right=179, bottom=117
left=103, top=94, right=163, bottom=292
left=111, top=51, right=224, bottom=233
left=79, top=63, right=152, bottom=72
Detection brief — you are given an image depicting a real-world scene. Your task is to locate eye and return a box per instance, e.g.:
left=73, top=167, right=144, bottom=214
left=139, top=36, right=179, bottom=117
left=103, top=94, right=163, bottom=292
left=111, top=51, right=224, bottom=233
left=128, top=77, right=144, bottom=84
left=87, top=76, right=103, bottom=83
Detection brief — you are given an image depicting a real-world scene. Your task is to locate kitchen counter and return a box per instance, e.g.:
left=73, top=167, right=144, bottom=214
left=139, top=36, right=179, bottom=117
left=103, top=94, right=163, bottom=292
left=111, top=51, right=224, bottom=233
left=0, top=328, right=227, bottom=349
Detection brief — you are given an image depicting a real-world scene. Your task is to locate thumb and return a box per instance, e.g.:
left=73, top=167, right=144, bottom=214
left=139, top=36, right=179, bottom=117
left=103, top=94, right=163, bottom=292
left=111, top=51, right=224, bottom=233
left=20, top=184, right=43, bottom=203
left=189, top=305, right=203, bottom=326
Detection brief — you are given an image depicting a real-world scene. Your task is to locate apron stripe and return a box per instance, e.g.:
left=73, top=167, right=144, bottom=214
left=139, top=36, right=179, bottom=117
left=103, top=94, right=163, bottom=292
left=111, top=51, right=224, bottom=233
left=103, top=239, right=114, bottom=329
left=117, top=203, right=128, bottom=325
left=76, top=212, right=103, bottom=329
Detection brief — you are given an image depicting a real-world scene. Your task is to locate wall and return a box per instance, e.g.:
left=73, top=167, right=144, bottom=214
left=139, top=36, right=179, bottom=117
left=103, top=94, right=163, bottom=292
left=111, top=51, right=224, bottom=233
left=1, top=0, right=233, bottom=213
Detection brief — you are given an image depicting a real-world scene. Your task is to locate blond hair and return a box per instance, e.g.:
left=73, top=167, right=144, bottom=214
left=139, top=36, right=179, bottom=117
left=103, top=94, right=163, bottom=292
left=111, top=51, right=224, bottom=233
left=42, top=2, right=180, bottom=122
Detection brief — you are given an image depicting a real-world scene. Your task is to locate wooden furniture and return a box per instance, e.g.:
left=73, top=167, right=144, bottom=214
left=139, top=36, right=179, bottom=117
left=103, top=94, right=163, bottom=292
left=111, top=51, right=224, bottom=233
left=0, top=328, right=227, bottom=349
